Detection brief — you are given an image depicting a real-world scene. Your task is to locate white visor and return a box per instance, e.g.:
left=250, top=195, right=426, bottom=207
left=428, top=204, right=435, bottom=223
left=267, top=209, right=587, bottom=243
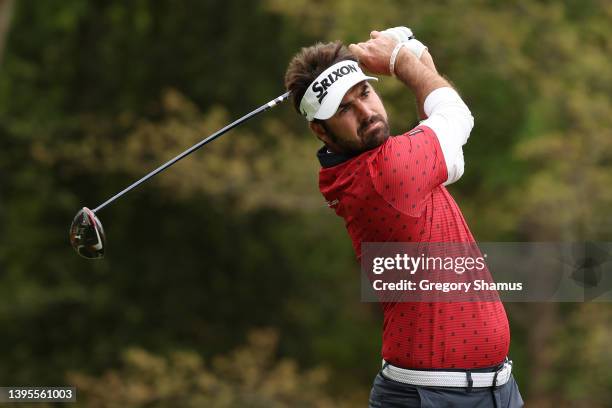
left=299, top=60, right=378, bottom=121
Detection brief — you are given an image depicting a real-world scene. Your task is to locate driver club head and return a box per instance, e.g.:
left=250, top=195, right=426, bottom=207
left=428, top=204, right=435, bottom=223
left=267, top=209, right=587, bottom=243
left=69, top=207, right=106, bottom=259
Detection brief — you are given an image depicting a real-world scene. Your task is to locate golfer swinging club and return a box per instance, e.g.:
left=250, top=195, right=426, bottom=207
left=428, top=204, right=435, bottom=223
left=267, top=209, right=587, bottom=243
left=285, top=27, right=524, bottom=407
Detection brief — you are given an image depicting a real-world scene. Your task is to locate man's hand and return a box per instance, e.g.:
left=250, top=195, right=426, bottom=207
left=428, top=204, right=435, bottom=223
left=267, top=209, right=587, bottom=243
left=349, top=30, right=435, bottom=76
left=350, top=28, right=450, bottom=120
left=349, top=31, right=399, bottom=76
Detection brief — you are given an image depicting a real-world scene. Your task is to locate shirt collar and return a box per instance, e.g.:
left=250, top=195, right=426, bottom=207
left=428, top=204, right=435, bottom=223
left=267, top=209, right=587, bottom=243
left=316, top=145, right=357, bottom=168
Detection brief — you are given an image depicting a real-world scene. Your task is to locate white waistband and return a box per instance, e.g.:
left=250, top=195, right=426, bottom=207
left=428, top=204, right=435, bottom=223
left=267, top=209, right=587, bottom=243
left=381, top=359, right=512, bottom=388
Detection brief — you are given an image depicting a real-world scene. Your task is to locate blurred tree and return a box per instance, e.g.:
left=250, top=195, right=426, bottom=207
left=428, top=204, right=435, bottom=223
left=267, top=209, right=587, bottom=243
left=0, top=0, right=14, bottom=65
left=69, top=329, right=362, bottom=408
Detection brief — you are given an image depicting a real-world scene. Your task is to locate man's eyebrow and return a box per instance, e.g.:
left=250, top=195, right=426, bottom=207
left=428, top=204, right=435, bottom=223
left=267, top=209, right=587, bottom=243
left=338, top=100, right=351, bottom=110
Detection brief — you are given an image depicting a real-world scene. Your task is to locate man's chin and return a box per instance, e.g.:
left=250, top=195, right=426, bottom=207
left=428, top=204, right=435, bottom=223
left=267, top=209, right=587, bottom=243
left=332, top=124, right=390, bottom=156
left=362, top=126, right=390, bottom=150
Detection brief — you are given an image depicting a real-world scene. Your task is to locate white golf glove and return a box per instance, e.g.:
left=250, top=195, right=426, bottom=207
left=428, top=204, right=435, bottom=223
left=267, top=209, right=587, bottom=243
left=381, top=26, right=427, bottom=59
left=382, top=26, right=414, bottom=43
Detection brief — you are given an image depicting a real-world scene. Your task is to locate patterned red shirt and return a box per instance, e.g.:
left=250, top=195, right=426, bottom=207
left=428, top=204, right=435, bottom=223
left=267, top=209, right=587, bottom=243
left=318, top=125, right=510, bottom=369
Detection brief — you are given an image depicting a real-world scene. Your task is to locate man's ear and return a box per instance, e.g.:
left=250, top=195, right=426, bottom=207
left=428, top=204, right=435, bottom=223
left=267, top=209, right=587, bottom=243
left=309, top=121, right=331, bottom=145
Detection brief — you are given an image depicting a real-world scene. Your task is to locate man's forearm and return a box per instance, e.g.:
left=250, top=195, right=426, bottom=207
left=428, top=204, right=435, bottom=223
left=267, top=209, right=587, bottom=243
left=394, top=47, right=449, bottom=117
left=416, top=50, right=438, bottom=119
left=419, top=49, right=438, bottom=74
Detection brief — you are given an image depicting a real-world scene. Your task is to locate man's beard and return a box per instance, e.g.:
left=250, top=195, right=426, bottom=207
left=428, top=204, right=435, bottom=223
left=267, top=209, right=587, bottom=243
left=325, top=114, right=390, bottom=156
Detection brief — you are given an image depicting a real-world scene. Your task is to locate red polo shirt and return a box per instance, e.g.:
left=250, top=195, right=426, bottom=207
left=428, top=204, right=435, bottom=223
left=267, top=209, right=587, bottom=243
left=318, top=125, right=510, bottom=369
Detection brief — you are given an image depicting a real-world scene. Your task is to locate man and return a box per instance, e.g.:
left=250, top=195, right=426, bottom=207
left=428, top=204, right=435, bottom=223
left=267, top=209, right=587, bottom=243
left=284, top=28, right=524, bottom=407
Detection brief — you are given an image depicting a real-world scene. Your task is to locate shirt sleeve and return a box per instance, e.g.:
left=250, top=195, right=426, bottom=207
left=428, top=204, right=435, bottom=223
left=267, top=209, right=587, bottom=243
left=367, top=125, right=448, bottom=217
left=419, top=87, right=474, bottom=186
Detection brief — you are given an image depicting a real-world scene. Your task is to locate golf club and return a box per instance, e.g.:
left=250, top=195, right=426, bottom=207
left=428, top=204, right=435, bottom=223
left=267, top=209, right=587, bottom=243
left=69, top=91, right=291, bottom=259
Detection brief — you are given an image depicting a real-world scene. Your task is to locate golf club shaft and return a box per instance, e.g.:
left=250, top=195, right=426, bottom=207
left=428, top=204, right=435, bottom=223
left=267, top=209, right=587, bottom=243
left=92, top=91, right=291, bottom=213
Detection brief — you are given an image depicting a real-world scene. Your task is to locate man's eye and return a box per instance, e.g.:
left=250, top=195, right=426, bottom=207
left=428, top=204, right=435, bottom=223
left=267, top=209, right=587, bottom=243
left=339, top=106, right=350, bottom=114
left=362, top=91, right=370, bottom=98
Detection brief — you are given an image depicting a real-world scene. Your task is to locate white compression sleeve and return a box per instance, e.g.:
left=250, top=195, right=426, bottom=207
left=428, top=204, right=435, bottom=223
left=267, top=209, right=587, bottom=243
left=420, top=87, right=474, bottom=185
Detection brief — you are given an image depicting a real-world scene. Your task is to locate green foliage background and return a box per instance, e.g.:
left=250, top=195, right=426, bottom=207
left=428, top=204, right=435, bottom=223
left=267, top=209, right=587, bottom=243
left=0, top=0, right=610, bottom=406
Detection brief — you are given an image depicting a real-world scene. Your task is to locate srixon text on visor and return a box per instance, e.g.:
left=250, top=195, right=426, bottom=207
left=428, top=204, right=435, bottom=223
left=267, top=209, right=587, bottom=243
left=312, top=63, right=359, bottom=103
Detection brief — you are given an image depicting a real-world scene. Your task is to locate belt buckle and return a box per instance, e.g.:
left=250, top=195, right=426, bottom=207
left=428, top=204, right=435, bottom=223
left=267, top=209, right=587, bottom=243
left=492, top=359, right=511, bottom=387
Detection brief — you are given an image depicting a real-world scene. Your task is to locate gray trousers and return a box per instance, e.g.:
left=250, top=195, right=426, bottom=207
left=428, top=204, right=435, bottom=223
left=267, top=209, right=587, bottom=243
left=368, top=371, right=524, bottom=407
